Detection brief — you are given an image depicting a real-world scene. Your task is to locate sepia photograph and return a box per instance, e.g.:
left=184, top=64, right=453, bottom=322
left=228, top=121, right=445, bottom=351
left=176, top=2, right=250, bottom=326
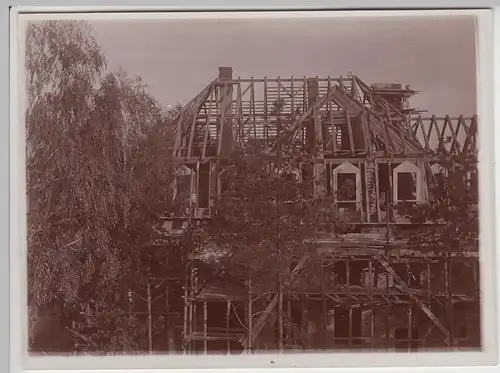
left=11, top=8, right=497, bottom=370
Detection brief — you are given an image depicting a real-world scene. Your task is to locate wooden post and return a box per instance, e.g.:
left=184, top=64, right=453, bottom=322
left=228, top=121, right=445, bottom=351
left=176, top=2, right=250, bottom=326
left=147, top=282, right=153, bottom=355
left=226, top=301, right=231, bottom=355
left=301, top=295, right=306, bottom=349
left=182, top=271, right=189, bottom=355
left=407, top=261, right=412, bottom=351
left=264, top=77, right=268, bottom=140
left=374, top=161, right=382, bottom=222
left=364, top=161, right=371, bottom=223
left=369, top=260, right=375, bottom=349
left=251, top=78, right=256, bottom=138
left=349, top=307, right=353, bottom=347
left=247, top=278, right=252, bottom=354
left=278, top=283, right=284, bottom=353
left=218, top=67, right=234, bottom=158
left=445, top=258, right=453, bottom=346
left=408, top=303, right=413, bottom=351
left=321, top=260, right=327, bottom=341
left=203, top=301, right=208, bottom=354
left=201, top=92, right=213, bottom=159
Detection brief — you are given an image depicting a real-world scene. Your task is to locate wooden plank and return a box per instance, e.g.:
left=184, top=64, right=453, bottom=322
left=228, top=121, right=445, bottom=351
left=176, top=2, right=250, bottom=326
left=375, top=254, right=451, bottom=345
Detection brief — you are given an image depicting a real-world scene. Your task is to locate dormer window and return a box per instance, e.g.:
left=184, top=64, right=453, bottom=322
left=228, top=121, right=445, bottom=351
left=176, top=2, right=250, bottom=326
left=332, top=161, right=362, bottom=212
left=393, top=161, right=423, bottom=203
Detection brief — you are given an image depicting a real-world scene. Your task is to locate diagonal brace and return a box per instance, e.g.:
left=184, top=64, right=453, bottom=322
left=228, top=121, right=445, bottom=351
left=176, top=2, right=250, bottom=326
left=375, top=254, right=451, bottom=346
left=239, top=255, right=309, bottom=350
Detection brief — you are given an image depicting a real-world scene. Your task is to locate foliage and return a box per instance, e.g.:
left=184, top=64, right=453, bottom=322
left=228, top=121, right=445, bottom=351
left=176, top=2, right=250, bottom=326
left=394, top=156, right=478, bottom=251
left=195, top=144, right=345, bottom=292
left=26, top=20, right=178, bottom=352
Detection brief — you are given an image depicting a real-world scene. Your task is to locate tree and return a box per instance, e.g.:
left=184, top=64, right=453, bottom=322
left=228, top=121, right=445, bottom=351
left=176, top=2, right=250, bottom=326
left=394, top=155, right=479, bottom=252
left=193, top=141, right=348, bottom=351
left=26, top=20, right=179, bottom=353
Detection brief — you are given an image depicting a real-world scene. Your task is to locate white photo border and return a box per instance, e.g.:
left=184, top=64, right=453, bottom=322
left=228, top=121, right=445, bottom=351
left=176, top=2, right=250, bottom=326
left=7, top=4, right=500, bottom=373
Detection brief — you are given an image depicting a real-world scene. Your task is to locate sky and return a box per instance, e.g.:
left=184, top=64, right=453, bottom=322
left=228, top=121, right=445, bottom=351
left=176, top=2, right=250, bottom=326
left=91, top=15, right=477, bottom=117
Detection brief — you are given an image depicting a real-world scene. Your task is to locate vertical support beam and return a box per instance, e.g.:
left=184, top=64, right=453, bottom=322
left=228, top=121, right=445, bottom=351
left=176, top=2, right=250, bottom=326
left=306, top=77, right=319, bottom=154
left=247, top=278, right=252, bottom=353
left=406, top=260, right=412, bottom=351
left=278, top=289, right=284, bottom=353
left=321, top=259, right=327, bottom=340
left=301, top=295, right=306, bottom=349
left=195, top=161, right=200, bottom=215
left=208, top=161, right=213, bottom=215
left=187, top=111, right=198, bottom=158
left=346, top=259, right=351, bottom=298
left=445, top=257, right=453, bottom=346
left=387, top=161, right=393, bottom=222
left=287, top=298, right=292, bottom=344
left=361, top=111, right=372, bottom=156
left=234, top=80, right=241, bottom=143
left=328, top=77, right=337, bottom=155
left=345, top=111, right=355, bottom=154
left=408, top=303, right=413, bottom=351
left=203, top=301, right=208, bottom=354
left=182, top=270, right=189, bottom=355
left=201, top=92, right=213, bottom=159
left=374, top=160, right=382, bottom=222
left=473, top=258, right=481, bottom=341
left=349, top=307, right=353, bottom=347
left=147, top=282, right=153, bottom=355
left=346, top=259, right=352, bottom=347
left=226, top=301, right=231, bottom=355
left=368, top=260, right=375, bottom=349
left=264, top=77, right=269, bottom=141
left=218, top=67, right=234, bottom=158
left=251, top=78, right=256, bottom=139
left=364, top=161, right=371, bottom=223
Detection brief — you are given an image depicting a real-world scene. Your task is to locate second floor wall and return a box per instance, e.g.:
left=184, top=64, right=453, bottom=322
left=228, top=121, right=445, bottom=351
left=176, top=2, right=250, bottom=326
left=169, top=157, right=478, bottom=225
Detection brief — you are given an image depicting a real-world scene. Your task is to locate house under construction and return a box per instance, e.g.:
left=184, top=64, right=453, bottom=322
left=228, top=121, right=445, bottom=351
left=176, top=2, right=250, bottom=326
left=161, top=67, right=479, bottom=354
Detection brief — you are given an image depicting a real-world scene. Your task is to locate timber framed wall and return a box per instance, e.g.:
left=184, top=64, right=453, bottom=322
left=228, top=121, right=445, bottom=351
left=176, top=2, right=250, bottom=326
left=168, top=67, right=480, bottom=354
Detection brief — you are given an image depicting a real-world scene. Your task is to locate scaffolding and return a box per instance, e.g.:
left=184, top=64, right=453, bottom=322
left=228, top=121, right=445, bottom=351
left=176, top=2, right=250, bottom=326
left=168, top=67, right=480, bottom=354
left=183, top=249, right=480, bottom=354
